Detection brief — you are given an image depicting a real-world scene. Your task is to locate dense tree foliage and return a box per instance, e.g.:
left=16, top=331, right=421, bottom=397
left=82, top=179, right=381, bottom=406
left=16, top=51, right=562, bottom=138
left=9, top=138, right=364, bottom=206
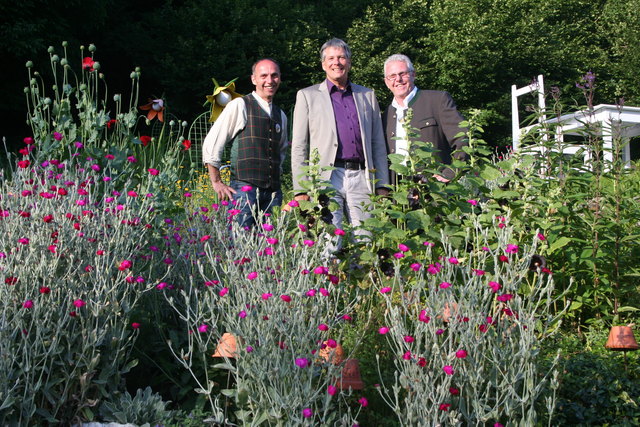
left=1, top=0, right=638, bottom=148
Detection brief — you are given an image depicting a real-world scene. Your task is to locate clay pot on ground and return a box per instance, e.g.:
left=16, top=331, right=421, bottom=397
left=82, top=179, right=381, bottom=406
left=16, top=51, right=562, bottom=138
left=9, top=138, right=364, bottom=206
left=212, top=332, right=238, bottom=358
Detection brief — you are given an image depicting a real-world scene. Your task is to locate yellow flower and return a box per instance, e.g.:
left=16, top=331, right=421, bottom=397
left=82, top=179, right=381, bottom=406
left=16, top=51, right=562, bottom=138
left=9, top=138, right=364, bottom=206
left=205, top=78, right=242, bottom=122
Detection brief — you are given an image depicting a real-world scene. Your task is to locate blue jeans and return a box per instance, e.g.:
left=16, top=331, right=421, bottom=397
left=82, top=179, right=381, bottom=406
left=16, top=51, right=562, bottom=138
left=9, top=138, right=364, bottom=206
left=231, top=180, right=282, bottom=229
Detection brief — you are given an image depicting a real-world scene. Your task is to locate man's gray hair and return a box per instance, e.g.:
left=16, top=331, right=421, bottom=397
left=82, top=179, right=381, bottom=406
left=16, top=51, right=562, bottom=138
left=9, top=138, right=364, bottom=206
left=320, top=38, right=352, bottom=61
left=384, top=54, right=415, bottom=75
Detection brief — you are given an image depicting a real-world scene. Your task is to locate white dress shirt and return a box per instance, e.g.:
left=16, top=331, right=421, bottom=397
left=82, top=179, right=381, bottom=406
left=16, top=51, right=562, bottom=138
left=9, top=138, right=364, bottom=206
left=391, top=86, right=418, bottom=163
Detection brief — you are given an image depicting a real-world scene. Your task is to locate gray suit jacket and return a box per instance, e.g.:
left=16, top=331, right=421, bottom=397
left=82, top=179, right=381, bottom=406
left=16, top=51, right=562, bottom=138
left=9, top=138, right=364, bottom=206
left=291, top=80, right=390, bottom=194
left=383, top=89, right=468, bottom=182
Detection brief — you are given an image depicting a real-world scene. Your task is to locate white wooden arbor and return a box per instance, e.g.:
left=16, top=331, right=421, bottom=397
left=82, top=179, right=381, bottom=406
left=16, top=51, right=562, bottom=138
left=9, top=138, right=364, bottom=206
left=511, top=75, right=640, bottom=166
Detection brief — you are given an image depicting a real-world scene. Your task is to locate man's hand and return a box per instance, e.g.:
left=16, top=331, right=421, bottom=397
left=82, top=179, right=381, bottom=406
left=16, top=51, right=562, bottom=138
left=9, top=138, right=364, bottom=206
left=212, top=181, right=236, bottom=200
left=375, top=187, right=391, bottom=197
left=207, top=164, right=236, bottom=200
left=433, top=174, right=450, bottom=183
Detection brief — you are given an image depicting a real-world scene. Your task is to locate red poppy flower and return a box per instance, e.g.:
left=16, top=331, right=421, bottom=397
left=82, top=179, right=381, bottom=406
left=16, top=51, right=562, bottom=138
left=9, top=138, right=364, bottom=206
left=182, top=139, right=192, bottom=150
left=82, top=57, right=95, bottom=72
left=140, top=135, right=151, bottom=147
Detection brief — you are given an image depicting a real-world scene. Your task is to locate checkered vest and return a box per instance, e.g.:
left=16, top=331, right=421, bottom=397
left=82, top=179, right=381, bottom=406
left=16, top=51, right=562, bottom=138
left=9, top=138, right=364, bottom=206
left=230, top=95, right=282, bottom=189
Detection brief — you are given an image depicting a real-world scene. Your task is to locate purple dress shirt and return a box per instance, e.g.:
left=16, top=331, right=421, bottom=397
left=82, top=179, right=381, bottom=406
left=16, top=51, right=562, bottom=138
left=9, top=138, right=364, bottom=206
left=327, top=80, right=364, bottom=162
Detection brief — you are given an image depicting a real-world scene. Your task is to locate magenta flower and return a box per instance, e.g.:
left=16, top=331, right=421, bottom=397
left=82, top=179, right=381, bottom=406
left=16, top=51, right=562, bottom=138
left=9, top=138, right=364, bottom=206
left=148, top=168, right=159, bottom=176
left=410, top=263, right=421, bottom=272
left=127, top=190, right=138, bottom=197
left=53, top=132, right=63, bottom=141
left=238, top=310, right=247, bottom=318
left=398, top=243, right=410, bottom=252
left=319, top=288, right=329, bottom=296
left=23, top=300, right=34, bottom=309
left=246, top=346, right=254, bottom=353
left=419, top=310, right=430, bottom=323
left=198, top=324, right=208, bottom=333
left=327, top=385, right=337, bottom=396
left=499, top=255, right=509, bottom=263
left=131, top=322, right=141, bottom=329
left=378, top=327, right=389, bottom=334
left=488, top=281, right=501, bottom=293
left=497, top=293, right=513, bottom=302
left=448, top=257, right=459, bottom=264
left=18, top=238, right=29, bottom=245
left=295, top=358, right=310, bottom=368
left=456, top=349, right=468, bottom=359
left=380, top=287, right=391, bottom=294
left=262, top=223, right=274, bottom=231
left=298, top=224, right=308, bottom=232
left=302, top=408, right=312, bottom=418
left=506, top=244, right=519, bottom=254
left=393, top=252, right=404, bottom=259
left=443, top=365, right=455, bottom=375
left=402, top=350, right=412, bottom=360
left=436, top=328, right=444, bottom=335
left=156, top=282, right=167, bottom=290
left=328, top=274, right=339, bottom=284
left=266, top=237, right=279, bottom=245
left=439, top=281, right=452, bottom=289
left=326, top=339, right=337, bottom=348
left=240, top=185, right=252, bottom=192
left=91, top=164, right=100, bottom=171
left=127, top=156, right=137, bottom=163
left=219, top=287, right=229, bottom=297
left=404, top=335, right=415, bottom=343
left=439, top=403, right=451, bottom=411
left=118, top=260, right=132, bottom=271
left=467, top=199, right=478, bottom=206
left=280, top=294, right=292, bottom=302
left=537, top=233, right=546, bottom=241
left=288, top=200, right=299, bottom=207
left=449, top=387, right=460, bottom=395
left=313, top=266, right=327, bottom=275
left=423, top=241, right=434, bottom=247
left=334, top=228, right=345, bottom=236
left=303, top=239, right=315, bottom=247
left=261, top=293, right=272, bottom=300
left=358, top=397, right=368, bottom=407
left=247, top=271, right=258, bottom=280
left=73, top=299, right=86, bottom=308
left=318, top=323, right=329, bottom=331
left=473, top=269, right=485, bottom=276
left=306, top=289, right=317, bottom=297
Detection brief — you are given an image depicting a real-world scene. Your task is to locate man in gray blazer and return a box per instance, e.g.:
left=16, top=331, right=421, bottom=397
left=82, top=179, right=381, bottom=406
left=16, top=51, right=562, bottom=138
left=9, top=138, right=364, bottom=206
left=291, top=38, right=390, bottom=242
left=382, top=54, right=468, bottom=185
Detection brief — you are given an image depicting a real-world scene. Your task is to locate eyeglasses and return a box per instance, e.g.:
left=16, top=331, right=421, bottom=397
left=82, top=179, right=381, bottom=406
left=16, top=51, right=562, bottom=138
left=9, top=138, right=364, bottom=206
left=385, top=71, right=411, bottom=81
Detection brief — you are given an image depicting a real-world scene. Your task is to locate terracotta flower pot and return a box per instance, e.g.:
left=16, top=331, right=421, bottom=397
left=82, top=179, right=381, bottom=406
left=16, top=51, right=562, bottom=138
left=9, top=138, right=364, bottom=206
left=212, top=332, right=238, bottom=358
left=605, top=326, right=639, bottom=351
left=318, top=341, right=345, bottom=365
left=337, top=358, right=364, bottom=390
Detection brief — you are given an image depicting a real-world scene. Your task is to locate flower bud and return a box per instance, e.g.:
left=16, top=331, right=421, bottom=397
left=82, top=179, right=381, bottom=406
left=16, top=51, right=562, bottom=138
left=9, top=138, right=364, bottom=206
left=130, top=71, right=137, bottom=79
left=88, top=44, right=96, bottom=52
left=62, top=41, right=68, bottom=47
left=169, top=120, right=175, bottom=127
left=113, top=94, right=121, bottom=102
left=25, top=61, right=33, bottom=68
left=60, top=58, right=68, bottom=66
left=47, top=46, right=54, bottom=53
left=51, top=54, right=59, bottom=62
left=79, top=83, right=87, bottom=91
left=30, top=78, right=37, bottom=86
left=44, top=98, right=51, bottom=105
left=93, top=62, right=100, bottom=71
left=181, top=121, right=187, bottom=127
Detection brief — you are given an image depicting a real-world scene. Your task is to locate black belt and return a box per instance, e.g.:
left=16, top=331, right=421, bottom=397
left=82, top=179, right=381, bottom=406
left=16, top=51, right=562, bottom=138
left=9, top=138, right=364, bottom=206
left=334, top=160, right=366, bottom=170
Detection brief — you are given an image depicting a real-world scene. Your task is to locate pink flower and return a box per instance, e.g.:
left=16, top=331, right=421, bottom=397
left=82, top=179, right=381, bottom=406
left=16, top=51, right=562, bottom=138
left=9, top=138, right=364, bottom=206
left=448, top=257, right=459, bottom=264
left=288, top=200, right=299, bottom=207
left=313, top=266, right=327, bottom=275
left=319, top=288, right=329, bottom=296
left=302, top=408, right=312, bottom=418
left=246, top=345, right=253, bottom=353
left=419, top=310, right=430, bottom=323
left=261, top=293, right=272, bottom=300
left=238, top=310, right=247, bottom=318
left=327, top=385, right=338, bottom=396
left=18, top=238, right=29, bottom=245
left=488, top=281, right=501, bottom=293
left=295, top=358, right=310, bottom=368
left=148, top=168, right=159, bottom=176
left=118, top=260, right=132, bottom=271
left=127, top=156, right=137, bottom=163
left=247, top=272, right=258, bottom=280
left=197, top=324, right=208, bottom=333
left=497, top=293, right=513, bottom=302
left=280, top=294, right=292, bottom=302
left=53, top=132, right=63, bottom=141
left=398, top=243, right=410, bottom=252
left=219, top=287, right=229, bottom=297
left=306, top=289, right=317, bottom=297
left=318, top=323, right=329, bottom=331
left=127, top=190, right=138, bottom=197
left=537, top=233, right=546, bottom=241
left=410, top=263, right=421, bottom=272
left=436, top=328, right=444, bottom=335
left=380, top=287, right=391, bottom=294
left=506, top=244, right=519, bottom=254
left=298, top=224, right=308, bottom=232
left=443, top=365, right=455, bottom=375
left=439, top=403, right=451, bottom=411
left=131, top=322, right=141, bottom=329
left=404, top=335, right=414, bottom=343
left=23, top=300, right=34, bottom=309
left=156, top=282, right=167, bottom=290
left=266, top=237, right=279, bottom=245
left=39, top=286, right=50, bottom=294
left=402, top=350, right=412, bottom=360
left=303, top=239, right=315, bottom=247
left=449, top=387, right=460, bottom=395
left=423, top=241, right=434, bottom=247
left=467, top=199, right=478, bottom=206
left=473, top=269, right=485, bottom=276
left=326, top=339, right=337, bottom=348
left=393, top=252, right=404, bottom=259
left=358, top=397, right=368, bottom=407
left=439, top=281, right=452, bottom=289
left=499, top=255, right=509, bottom=263
left=334, top=228, right=345, bottom=236
left=73, top=299, right=86, bottom=308
left=455, top=349, right=468, bottom=359
left=241, top=185, right=252, bottom=192
left=105, top=154, right=115, bottom=160
left=262, top=223, right=274, bottom=231
left=378, top=327, right=389, bottom=335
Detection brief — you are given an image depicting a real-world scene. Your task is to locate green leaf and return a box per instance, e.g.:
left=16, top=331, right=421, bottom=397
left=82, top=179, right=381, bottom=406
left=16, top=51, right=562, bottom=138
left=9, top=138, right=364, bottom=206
left=480, top=165, right=502, bottom=181
left=549, top=236, right=572, bottom=254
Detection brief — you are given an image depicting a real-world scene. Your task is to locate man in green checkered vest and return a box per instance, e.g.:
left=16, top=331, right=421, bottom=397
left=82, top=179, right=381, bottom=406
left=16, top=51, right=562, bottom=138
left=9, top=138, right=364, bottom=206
left=203, top=58, right=288, bottom=229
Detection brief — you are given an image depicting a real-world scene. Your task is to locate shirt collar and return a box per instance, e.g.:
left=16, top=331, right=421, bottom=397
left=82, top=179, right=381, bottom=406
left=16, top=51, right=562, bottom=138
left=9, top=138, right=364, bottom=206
left=251, top=91, right=272, bottom=114
left=392, top=86, right=418, bottom=110
left=326, top=79, right=352, bottom=94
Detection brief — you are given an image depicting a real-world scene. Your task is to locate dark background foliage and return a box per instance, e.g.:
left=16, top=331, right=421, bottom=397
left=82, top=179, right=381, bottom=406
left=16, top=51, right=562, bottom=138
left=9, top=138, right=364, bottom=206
left=2, top=0, right=639, bottom=149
